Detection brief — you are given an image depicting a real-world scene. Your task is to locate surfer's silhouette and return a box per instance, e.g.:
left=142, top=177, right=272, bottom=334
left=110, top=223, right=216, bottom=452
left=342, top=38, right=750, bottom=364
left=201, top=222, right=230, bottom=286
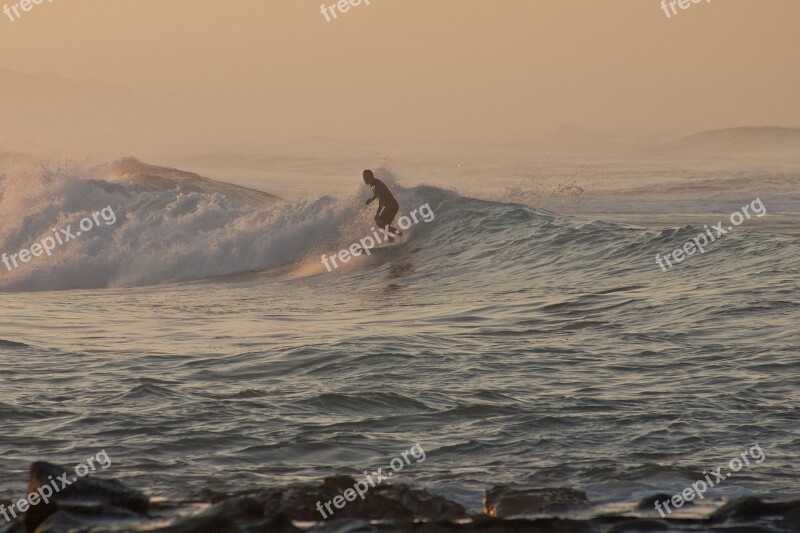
left=363, top=169, right=401, bottom=242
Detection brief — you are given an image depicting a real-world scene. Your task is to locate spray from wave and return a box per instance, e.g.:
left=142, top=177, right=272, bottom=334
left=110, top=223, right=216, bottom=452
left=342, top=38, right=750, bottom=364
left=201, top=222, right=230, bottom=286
left=0, top=157, right=443, bottom=292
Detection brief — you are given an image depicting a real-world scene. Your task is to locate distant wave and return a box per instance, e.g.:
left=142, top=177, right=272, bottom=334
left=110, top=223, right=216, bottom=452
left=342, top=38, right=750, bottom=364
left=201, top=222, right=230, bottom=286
left=90, top=157, right=281, bottom=207
left=663, top=126, right=800, bottom=153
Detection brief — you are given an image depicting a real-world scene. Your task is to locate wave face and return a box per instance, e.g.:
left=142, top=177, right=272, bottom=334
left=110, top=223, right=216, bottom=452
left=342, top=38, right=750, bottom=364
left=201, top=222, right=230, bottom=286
left=0, top=158, right=395, bottom=291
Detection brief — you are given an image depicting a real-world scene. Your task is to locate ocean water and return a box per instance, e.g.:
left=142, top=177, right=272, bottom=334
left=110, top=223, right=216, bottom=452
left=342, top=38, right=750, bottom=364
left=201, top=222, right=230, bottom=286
left=0, top=148, right=798, bottom=518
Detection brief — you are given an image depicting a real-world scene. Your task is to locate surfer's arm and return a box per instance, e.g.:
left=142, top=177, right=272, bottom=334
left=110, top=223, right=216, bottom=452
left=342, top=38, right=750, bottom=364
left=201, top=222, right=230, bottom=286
left=365, top=194, right=377, bottom=205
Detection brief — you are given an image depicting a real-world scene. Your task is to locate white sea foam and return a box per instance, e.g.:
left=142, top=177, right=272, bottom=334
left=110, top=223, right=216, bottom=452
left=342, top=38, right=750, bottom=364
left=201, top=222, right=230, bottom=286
left=0, top=158, right=430, bottom=291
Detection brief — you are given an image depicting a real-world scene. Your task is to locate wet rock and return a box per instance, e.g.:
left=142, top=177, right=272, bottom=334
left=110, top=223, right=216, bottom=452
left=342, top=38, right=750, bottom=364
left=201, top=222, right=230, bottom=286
left=256, top=476, right=405, bottom=521
left=306, top=518, right=377, bottom=532
left=24, top=461, right=149, bottom=532
left=721, top=527, right=785, bottom=533
left=607, top=518, right=671, bottom=531
left=236, top=513, right=299, bottom=533
left=32, top=510, right=149, bottom=533
left=403, top=516, right=594, bottom=532
left=198, top=488, right=235, bottom=505
left=0, top=516, right=24, bottom=533
left=0, top=498, right=22, bottom=533
left=32, top=496, right=296, bottom=533
left=708, top=496, right=788, bottom=522
left=154, top=497, right=302, bottom=533
left=709, top=496, right=767, bottom=522
left=636, top=493, right=676, bottom=510
left=371, top=483, right=467, bottom=521
left=782, top=503, right=800, bottom=531
left=31, top=500, right=172, bottom=533
left=256, top=475, right=467, bottom=522
left=323, top=476, right=362, bottom=492
left=483, top=485, right=589, bottom=517
left=150, top=496, right=264, bottom=532
left=11, top=460, right=800, bottom=532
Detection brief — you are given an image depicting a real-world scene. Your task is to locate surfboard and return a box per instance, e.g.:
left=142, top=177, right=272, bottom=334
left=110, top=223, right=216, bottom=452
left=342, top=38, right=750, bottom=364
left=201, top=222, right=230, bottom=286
left=373, top=234, right=405, bottom=251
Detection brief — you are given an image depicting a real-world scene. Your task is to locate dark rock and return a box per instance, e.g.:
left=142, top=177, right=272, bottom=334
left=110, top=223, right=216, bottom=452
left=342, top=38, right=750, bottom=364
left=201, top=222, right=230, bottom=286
left=372, top=483, right=467, bottom=521
left=607, top=518, right=671, bottom=531
left=722, top=524, right=775, bottom=533
left=255, top=475, right=467, bottom=522
left=24, top=461, right=149, bottom=532
left=12, top=460, right=800, bottom=532
left=236, top=513, right=299, bottom=533
left=44, top=500, right=142, bottom=518
left=51, top=497, right=296, bottom=533
left=323, top=476, right=363, bottom=492
left=198, top=488, right=235, bottom=504
left=483, top=485, right=589, bottom=518
left=0, top=516, right=24, bottom=533
left=196, top=496, right=263, bottom=519
left=411, top=516, right=593, bottom=532
left=782, top=503, right=800, bottom=531
left=256, top=476, right=366, bottom=521
left=636, top=493, right=677, bottom=511
left=32, top=511, right=150, bottom=533
left=306, top=518, right=377, bottom=532
left=150, top=496, right=266, bottom=533
left=704, top=497, right=800, bottom=531
left=709, top=496, right=782, bottom=522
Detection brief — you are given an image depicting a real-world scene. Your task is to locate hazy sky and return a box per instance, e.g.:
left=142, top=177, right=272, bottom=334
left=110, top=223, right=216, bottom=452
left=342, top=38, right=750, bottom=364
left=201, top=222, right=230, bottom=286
left=1, top=0, right=798, bottom=148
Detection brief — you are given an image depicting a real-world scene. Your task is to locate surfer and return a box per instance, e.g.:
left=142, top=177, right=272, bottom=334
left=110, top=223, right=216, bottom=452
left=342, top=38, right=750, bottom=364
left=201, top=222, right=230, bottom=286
left=363, top=169, right=401, bottom=241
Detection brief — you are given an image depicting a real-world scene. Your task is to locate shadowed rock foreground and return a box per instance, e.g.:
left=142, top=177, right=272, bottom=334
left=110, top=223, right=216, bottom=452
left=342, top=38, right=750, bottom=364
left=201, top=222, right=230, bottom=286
left=1, top=462, right=799, bottom=532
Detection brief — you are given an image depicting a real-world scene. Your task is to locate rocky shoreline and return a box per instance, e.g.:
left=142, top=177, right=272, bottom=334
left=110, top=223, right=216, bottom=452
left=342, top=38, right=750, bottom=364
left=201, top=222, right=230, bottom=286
left=1, top=462, right=799, bottom=532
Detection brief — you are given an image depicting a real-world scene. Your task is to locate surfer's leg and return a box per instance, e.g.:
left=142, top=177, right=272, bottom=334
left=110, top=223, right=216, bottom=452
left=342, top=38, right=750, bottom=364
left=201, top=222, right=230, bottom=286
left=384, top=225, right=399, bottom=243
left=373, top=214, right=395, bottom=242
left=375, top=213, right=395, bottom=231
left=383, top=205, right=401, bottom=236
left=375, top=207, right=402, bottom=242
